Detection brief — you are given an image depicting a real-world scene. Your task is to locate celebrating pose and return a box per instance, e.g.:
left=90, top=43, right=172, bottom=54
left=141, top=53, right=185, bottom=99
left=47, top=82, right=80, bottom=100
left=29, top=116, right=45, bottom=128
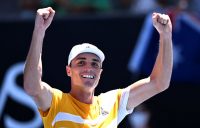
left=24, top=7, right=173, bottom=128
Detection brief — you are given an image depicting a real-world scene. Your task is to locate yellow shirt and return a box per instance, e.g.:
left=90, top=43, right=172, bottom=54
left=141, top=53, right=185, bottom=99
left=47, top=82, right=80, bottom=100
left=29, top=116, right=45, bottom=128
left=39, top=88, right=133, bottom=128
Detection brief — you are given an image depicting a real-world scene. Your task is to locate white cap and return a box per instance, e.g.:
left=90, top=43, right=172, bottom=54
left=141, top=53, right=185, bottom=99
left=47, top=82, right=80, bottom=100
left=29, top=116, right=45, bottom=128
left=68, top=43, right=105, bottom=65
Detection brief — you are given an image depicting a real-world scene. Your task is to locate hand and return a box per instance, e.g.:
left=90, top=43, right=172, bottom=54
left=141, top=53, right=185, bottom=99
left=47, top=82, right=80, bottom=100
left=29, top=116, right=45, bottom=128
left=152, top=13, right=172, bottom=35
left=34, top=7, right=55, bottom=31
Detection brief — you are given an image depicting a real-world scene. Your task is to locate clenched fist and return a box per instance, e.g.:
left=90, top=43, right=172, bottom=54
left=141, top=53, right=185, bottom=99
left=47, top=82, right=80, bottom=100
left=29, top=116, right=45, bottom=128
left=152, top=13, right=172, bottom=35
left=34, top=7, right=55, bottom=31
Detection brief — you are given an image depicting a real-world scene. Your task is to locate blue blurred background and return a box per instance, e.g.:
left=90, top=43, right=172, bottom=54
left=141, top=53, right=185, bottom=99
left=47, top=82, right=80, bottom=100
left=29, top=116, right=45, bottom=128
left=1, top=0, right=200, bottom=128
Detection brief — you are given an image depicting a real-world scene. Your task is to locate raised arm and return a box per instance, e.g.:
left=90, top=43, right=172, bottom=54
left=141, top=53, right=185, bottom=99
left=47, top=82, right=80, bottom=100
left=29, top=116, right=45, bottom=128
left=126, top=13, right=173, bottom=109
left=24, top=7, right=55, bottom=111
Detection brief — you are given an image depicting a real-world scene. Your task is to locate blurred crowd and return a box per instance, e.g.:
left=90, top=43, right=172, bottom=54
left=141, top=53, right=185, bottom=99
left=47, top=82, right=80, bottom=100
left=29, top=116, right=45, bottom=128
left=1, top=0, right=200, bottom=20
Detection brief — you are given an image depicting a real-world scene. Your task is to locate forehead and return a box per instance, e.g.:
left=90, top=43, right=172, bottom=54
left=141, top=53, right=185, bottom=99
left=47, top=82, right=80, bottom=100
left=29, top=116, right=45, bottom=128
left=74, top=53, right=101, bottom=62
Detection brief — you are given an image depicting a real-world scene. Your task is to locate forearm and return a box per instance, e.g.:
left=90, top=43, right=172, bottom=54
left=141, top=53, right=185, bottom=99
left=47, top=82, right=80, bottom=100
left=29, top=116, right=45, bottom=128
left=126, top=13, right=173, bottom=109
left=150, top=33, right=173, bottom=91
left=24, top=29, right=45, bottom=96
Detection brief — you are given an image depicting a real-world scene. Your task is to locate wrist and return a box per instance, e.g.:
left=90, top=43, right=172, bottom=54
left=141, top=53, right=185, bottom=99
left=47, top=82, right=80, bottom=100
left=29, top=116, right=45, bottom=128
left=160, top=33, right=172, bottom=41
left=33, top=27, right=45, bottom=38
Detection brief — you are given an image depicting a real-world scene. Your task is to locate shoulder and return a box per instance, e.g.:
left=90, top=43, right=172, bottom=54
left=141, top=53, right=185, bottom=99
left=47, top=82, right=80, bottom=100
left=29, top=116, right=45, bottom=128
left=98, top=88, right=127, bottom=100
left=97, top=88, right=131, bottom=110
left=97, top=89, right=123, bottom=108
left=51, top=88, right=70, bottom=104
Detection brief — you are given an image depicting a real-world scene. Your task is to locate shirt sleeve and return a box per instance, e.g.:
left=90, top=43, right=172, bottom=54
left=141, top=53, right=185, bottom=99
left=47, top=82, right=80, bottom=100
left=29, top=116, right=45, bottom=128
left=117, top=87, right=134, bottom=124
left=38, top=88, right=62, bottom=121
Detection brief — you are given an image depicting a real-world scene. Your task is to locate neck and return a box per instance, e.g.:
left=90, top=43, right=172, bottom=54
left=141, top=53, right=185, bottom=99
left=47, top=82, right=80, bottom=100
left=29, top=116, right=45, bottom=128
left=69, top=88, right=94, bottom=104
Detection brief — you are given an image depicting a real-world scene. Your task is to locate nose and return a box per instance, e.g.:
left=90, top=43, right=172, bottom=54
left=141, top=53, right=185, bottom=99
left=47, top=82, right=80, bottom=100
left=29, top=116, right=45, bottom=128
left=83, top=63, right=93, bottom=71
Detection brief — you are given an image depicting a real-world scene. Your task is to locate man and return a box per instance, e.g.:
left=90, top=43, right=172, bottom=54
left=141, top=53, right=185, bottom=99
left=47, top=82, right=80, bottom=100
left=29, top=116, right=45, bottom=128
left=24, top=7, right=173, bottom=128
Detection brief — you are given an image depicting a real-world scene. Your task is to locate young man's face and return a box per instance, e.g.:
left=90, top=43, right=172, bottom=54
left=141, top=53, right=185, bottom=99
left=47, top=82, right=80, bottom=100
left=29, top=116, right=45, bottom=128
left=66, top=53, right=103, bottom=91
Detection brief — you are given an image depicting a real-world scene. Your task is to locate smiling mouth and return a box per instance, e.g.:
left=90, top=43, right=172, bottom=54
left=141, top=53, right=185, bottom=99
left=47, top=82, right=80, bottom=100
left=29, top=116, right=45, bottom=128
left=81, top=75, right=95, bottom=79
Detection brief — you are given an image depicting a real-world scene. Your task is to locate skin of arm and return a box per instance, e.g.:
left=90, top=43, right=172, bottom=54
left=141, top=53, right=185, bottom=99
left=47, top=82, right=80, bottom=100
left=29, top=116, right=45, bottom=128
left=126, top=13, right=173, bottom=110
left=23, top=7, right=55, bottom=111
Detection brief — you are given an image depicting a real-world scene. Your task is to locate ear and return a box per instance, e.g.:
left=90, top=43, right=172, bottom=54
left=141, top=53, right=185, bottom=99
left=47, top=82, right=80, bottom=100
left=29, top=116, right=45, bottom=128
left=100, top=68, right=103, bottom=75
left=66, top=66, right=71, bottom=77
left=99, top=68, right=103, bottom=78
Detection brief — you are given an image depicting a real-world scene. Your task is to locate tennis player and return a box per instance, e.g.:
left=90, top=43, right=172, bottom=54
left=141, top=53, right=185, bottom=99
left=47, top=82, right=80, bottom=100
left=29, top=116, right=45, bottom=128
left=24, top=7, right=173, bottom=128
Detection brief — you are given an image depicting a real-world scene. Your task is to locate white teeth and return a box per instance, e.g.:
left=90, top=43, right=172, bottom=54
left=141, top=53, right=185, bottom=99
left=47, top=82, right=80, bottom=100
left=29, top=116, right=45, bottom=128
left=82, top=75, right=94, bottom=79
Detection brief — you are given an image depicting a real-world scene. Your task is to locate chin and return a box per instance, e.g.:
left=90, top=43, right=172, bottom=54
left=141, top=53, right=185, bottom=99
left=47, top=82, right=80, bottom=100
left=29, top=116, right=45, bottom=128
left=83, top=81, right=97, bottom=88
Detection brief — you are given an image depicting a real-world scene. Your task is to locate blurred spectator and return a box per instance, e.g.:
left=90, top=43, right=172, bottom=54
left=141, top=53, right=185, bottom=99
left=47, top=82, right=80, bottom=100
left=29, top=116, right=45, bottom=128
left=129, top=0, right=200, bottom=23
left=19, top=0, right=40, bottom=19
left=1, top=0, right=200, bottom=20
left=156, top=0, right=177, bottom=8
left=129, top=0, right=160, bottom=15
left=0, top=0, right=40, bottom=20
left=128, top=104, right=152, bottom=128
left=112, top=0, right=132, bottom=12
left=162, top=0, right=200, bottom=24
left=41, top=0, right=113, bottom=16
left=40, top=0, right=133, bottom=16
left=129, top=0, right=200, bottom=17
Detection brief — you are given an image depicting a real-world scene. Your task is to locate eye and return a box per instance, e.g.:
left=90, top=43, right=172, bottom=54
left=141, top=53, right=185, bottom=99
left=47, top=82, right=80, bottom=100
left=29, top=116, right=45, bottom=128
left=91, top=62, right=101, bottom=69
left=77, top=61, right=85, bottom=66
